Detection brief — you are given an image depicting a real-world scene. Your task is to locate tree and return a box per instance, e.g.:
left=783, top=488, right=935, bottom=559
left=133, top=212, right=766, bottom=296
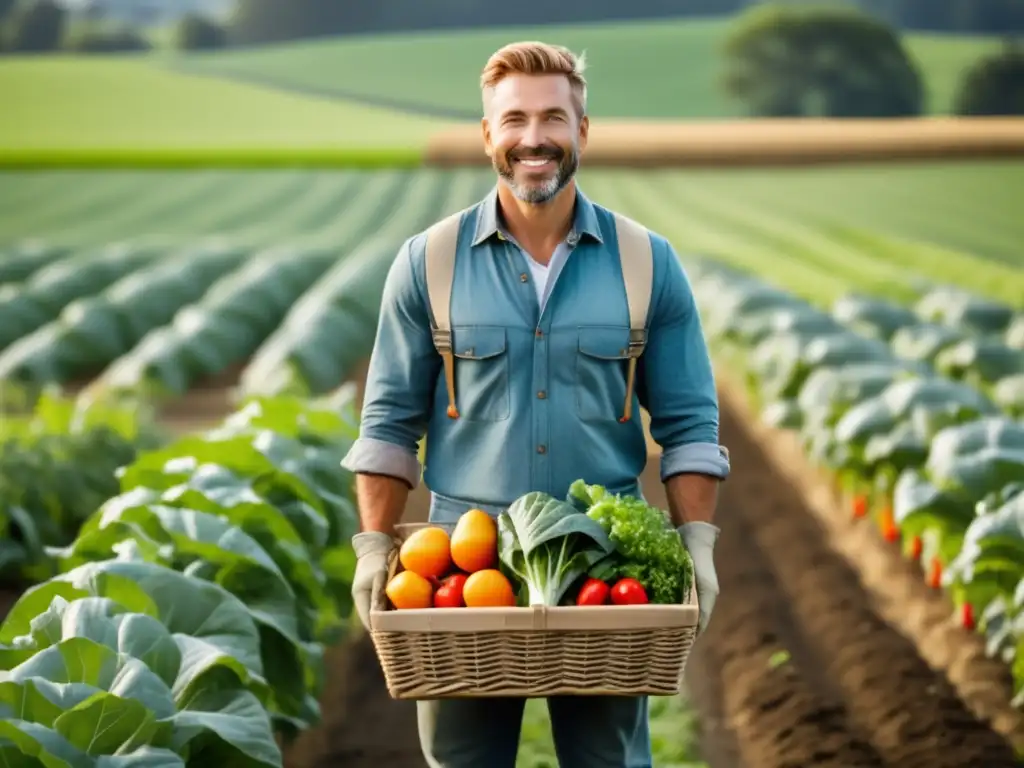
left=3, top=0, right=66, bottom=53
left=227, top=0, right=383, bottom=46
left=953, top=43, right=1024, bottom=116
left=720, top=3, right=925, bottom=118
left=175, top=13, right=226, bottom=50
left=62, top=26, right=152, bottom=53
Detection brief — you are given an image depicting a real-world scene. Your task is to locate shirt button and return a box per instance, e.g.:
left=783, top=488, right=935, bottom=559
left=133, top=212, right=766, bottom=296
left=535, top=328, right=543, bottom=338
left=537, top=390, right=546, bottom=399
left=520, top=273, right=529, bottom=283
left=537, top=445, right=547, bottom=454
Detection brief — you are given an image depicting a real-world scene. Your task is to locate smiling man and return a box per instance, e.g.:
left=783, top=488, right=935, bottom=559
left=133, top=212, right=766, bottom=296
left=343, top=41, right=730, bottom=768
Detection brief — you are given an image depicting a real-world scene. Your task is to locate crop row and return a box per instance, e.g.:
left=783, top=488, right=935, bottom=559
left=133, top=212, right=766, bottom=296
left=689, top=259, right=1024, bottom=705
left=0, top=394, right=167, bottom=584
left=0, top=171, right=492, bottom=401
left=0, top=388, right=362, bottom=766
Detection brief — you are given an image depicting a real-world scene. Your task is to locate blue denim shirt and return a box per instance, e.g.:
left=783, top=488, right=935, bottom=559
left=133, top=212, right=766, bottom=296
left=341, top=186, right=730, bottom=523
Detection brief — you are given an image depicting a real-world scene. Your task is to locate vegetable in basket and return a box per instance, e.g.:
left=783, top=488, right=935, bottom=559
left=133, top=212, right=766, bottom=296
left=497, top=491, right=614, bottom=607
left=568, top=480, right=695, bottom=605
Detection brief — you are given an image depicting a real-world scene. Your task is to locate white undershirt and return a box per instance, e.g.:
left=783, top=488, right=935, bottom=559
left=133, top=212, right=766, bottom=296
left=525, top=255, right=550, bottom=306
left=499, top=228, right=573, bottom=312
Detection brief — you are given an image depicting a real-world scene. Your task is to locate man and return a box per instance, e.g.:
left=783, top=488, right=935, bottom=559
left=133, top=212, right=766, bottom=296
left=342, top=41, right=729, bottom=768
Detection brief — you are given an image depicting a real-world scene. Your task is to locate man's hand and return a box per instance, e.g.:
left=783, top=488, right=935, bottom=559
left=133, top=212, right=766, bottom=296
left=351, top=531, right=396, bottom=631
left=678, top=521, right=720, bottom=635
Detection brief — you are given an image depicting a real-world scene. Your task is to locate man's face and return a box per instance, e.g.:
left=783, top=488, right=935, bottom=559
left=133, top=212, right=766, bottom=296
left=482, top=74, right=589, bottom=204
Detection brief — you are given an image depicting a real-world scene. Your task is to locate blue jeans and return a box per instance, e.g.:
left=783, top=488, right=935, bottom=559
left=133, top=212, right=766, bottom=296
left=416, top=695, right=652, bottom=767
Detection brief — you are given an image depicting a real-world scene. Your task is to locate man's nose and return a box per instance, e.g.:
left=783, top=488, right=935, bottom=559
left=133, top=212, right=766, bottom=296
left=521, top=121, right=545, bottom=147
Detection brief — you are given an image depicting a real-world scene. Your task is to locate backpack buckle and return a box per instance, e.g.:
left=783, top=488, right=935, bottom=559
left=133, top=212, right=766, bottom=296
left=619, top=329, right=646, bottom=422
left=431, top=329, right=459, bottom=419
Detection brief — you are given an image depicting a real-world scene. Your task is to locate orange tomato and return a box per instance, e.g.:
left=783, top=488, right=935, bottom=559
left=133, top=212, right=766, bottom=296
left=385, top=571, right=434, bottom=610
left=450, top=509, right=498, bottom=573
left=463, top=569, right=516, bottom=607
left=399, top=527, right=452, bottom=579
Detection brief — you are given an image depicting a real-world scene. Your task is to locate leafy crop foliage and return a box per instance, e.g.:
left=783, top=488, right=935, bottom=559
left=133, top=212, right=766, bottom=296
left=0, top=391, right=165, bottom=584
left=691, top=257, right=1024, bottom=706
left=0, top=388, right=361, bottom=766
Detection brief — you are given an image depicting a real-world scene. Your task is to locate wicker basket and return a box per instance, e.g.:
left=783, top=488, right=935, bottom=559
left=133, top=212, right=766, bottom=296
left=369, top=522, right=699, bottom=700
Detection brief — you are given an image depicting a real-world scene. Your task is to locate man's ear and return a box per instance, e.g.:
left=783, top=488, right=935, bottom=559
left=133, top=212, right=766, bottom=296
left=578, top=114, right=590, bottom=154
left=481, top=116, right=493, bottom=158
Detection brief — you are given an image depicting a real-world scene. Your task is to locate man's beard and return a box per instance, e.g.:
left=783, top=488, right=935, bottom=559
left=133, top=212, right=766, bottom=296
left=494, top=144, right=579, bottom=204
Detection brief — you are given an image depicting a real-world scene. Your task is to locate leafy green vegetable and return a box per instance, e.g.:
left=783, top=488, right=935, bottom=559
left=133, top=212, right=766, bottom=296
left=831, top=293, right=918, bottom=341
left=568, top=481, right=695, bottom=605
left=0, top=392, right=165, bottom=583
left=944, top=490, right=1024, bottom=616
left=497, top=491, right=614, bottom=607
left=914, top=287, right=1016, bottom=335
left=935, top=338, right=1024, bottom=388
left=88, top=248, right=337, bottom=400
left=0, top=387, right=361, bottom=765
left=890, top=322, right=968, bottom=364
left=689, top=258, right=1024, bottom=700
left=0, top=244, right=247, bottom=388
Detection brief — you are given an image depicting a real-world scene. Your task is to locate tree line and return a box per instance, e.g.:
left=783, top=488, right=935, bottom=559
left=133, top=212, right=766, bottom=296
left=2, top=0, right=1022, bottom=53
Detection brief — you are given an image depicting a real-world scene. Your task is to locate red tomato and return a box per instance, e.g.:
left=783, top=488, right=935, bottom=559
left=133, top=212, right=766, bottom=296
left=610, top=578, right=648, bottom=605
left=576, top=578, right=610, bottom=606
left=959, top=602, right=975, bottom=631
left=433, top=573, right=469, bottom=608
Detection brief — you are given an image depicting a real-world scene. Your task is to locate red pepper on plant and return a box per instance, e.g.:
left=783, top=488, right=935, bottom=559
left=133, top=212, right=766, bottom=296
left=926, top=556, right=942, bottom=589
left=907, top=535, right=922, bottom=562
left=878, top=505, right=899, bottom=543
left=958, top=602, right=975, bottom=631
left=851, top=494, right=868, bottom=520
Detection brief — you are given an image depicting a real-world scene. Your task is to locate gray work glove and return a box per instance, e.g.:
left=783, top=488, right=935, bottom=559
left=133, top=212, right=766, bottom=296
left=678, top=522, right=720, bottom=635
left=351, top=531, right=396, bottom=631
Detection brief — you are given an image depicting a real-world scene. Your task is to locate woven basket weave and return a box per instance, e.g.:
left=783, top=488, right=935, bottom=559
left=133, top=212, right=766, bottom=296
left=369, top=523, right=699, bottom=700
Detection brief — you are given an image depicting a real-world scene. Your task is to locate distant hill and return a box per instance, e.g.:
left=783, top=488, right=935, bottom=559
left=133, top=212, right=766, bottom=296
left=178, top=17, right=1004, bottom=119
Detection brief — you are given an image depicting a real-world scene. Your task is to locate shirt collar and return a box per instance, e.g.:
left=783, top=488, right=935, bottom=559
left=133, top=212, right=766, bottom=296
left=471, top=184, right=604, bottom=247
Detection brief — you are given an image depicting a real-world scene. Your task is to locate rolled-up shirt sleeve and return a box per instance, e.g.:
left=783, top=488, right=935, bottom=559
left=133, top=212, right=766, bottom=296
left=639, top=236, right=730, bottom=481
left=341, top=235, right=439, bottom=488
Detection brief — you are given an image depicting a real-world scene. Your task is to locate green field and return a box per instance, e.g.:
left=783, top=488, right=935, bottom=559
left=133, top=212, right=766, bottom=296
left=1, top=162, right=1020, bottom=303
left=0, top=59, right=452, bottom=151
left=0, top=17, right=1007, bottom=150
left=0, top=159, right=1020, bottom=406
left=181, top=18, right=1000, bottom=119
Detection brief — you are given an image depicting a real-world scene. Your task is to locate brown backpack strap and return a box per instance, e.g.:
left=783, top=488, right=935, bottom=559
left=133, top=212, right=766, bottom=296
left=423, top=209, right=466, bottom=419
left=611, top=212, right=654, bottom=423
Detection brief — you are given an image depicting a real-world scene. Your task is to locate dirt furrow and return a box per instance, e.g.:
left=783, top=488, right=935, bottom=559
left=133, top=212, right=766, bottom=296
left=717, top=373, right=1024, bottom=753
left=694, top=495, right=884, bottom=768
left=717, top=382, right=1021, bottom=767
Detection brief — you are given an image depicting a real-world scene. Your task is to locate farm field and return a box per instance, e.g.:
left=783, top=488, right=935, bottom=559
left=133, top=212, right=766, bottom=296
left=178, top=18, right=1001, bottom=120
left=0, top=18, right=1007, bottom=150
left=0, top=59, right=452, bottom=151
left=1, top=160, right=1023, bottom=766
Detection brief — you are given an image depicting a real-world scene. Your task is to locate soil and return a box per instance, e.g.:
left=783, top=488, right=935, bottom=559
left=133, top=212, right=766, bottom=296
left=424, top=118, right=1024, bottom=168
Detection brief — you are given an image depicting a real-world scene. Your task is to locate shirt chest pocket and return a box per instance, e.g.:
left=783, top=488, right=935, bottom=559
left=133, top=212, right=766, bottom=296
left=576, top=326, right=632, bottom=422
left=452, top=326, right=510, bottom=422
